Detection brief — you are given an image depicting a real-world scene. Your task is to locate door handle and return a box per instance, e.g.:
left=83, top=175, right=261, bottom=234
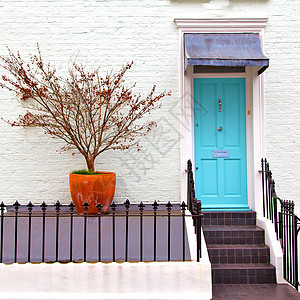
left=218, top=126, right=223, bottom=131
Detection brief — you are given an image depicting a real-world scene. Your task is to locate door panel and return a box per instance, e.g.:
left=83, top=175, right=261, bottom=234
left=194, top=78, right=248, bottom=210
left=197, top=83, right=218, bottom=148
left=201, top=159, right=218, bottom=196
left=224, top=159, right=241, bottom=195
left=223, top=83, right=240, bottom=148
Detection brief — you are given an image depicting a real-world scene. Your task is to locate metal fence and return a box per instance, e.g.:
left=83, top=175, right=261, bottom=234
left=0, top=199, right=202, bottom=264
left=187, top=159, right=203, bottom=261
left=261, top=158, right=300, bottom=290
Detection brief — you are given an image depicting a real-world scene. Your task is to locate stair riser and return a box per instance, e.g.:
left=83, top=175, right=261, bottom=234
left=204, top=231, right=265, bottom=245
left=208, top=248, right=270, bottom=264
left=212, top=268, right=276, bottom=284
left=203, top=218, right=256, bottom=226
left=203, top=212, right=256, bottom=226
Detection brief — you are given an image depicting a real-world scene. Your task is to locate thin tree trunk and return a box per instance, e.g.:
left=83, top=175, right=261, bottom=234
left=85, top=156, right=95, bottom=172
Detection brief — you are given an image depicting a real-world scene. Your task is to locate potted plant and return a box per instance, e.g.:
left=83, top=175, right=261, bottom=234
left=0, top=47, right=171, bottom=214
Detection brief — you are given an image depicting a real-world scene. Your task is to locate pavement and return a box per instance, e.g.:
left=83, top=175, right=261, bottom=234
left=212, top=284, right=300, bottom=299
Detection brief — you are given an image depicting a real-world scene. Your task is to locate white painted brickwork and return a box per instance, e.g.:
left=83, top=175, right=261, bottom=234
left=0, top=1, right=299, bottom=211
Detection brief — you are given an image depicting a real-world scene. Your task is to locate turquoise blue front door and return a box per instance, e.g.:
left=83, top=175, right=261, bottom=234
left=194, top=78, right=248, bottom=210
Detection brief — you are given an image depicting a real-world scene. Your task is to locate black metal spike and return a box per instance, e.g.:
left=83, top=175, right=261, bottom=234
left=196, top=199, right=202, bottom=215
left=124, top=199, right=130, bottom=211
left=288, top=200, right=292, bottom=212
left=283, top=200, right=287, bottom=212
left=187, top=159, right=192, bottom=171
left=291, top=201, right=295, bottom=213
left=138, top=202, right=145, bottom=212
left=286, top=200, right=290, bottom=212
left=13, top=201, right=20, bottom=213
left=96, top=203, right=103, bottom=214
left=180, top=201, right=187, bottom=212
left=166, top=201, right=173, bottom=214
left=111, top=201, right=117, bottom=212
left=152, top=201, right=159, bottom=212
left=83, top=201, right=90, bottom=214
left=0, top=202, right=6, bottom=213
left=69, top=201, right=75, bottom=213
left=40, top=201, right=47, bottom=212
left=27, top=201, right=34, bottom=213
left=54, top=201, right=62, bottom=213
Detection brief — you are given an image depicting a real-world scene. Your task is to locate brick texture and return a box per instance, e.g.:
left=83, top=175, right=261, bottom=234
left=0, top=1, right=299, bottom=209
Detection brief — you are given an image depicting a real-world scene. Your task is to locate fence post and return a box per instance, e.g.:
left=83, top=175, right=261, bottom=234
left=40, top=201, right=47, bottom=263
left=152, top=201, right=159, bottom=262
left=187, top=160, right=192, bottom=211
left=166, top=201, right=172, bottom=262
left=55, top=201, right=62, bottom=262
left=180, top=202, right=187, bottom=262
left=261, top=158, right=266, bottom=217
left=272, top=182, right=278, bottom=238
left=13, top=201, right=20, bottom=263
left=266, top=163, right=270, bottom=219
left=83, top=201, right=90, bottom=262
left=0, top=202, right=5, bottom=263
left=27, top=201, right=34, bottom=263
left=138, top=202, right=145, bottom=262
left=111, top=202, right=116, bottom=262
left=124, top=199, right=130, bottom=262
left=295, top=217, right=299, bottom=291
left=193, top=199, right=202, bottom=261
left=69, top=202, right=75, bottom=262
left=96, top=203, right=103, bottom=262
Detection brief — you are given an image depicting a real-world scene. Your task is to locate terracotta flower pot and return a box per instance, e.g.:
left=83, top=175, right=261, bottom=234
left=69, top=172, right=116, bottom=214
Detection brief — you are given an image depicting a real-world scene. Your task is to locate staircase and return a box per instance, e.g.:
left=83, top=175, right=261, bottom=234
left=203, top=211, right=276, bottom=284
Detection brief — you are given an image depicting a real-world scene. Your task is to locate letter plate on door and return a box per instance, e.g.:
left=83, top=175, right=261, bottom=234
left=212, top=150, right=230, bottom=158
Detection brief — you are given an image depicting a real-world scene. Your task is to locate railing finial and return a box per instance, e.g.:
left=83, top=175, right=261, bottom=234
left=187, top=159, right=192, bottom=171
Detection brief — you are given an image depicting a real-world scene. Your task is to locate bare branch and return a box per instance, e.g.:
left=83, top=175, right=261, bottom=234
left=0, top=48, right=171, bottom=172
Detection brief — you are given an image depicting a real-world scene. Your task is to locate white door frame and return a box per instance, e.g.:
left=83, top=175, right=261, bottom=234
left=175, top=18, right=268, bottom=213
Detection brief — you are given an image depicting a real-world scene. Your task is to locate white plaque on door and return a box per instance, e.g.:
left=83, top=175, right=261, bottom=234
left=212, top=150, right=230, bottom=158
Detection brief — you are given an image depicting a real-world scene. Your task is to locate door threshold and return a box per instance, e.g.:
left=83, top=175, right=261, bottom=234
left=202, top=208, right=251, bottom=212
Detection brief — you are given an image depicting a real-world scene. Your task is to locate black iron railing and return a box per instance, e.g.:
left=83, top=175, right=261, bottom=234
left=187, top=159, right=203, bottom=260
left=261, top=158, right=300, bottom=290
left=0, top=199, right=202, bottom=264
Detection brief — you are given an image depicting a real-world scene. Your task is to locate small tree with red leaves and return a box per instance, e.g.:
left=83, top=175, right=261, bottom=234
left=0, top=47, right=171, bottom=172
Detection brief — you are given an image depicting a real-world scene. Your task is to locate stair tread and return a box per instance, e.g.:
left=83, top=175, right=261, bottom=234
left=203, top=212, right=277, bottom=284
left=212, top=263, right=275, bottom=269
left=203, top=225, right=263, bottom=231
left=207, top=244, right=269, bottom=249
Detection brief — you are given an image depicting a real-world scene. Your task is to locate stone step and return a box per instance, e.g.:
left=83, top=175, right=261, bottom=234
left=203, top=225, right=265, bottom=245
left=207, top=244, right=270, bottom=264
left=203, top=211, right=256, bottom=226
left=212, top=263, right=276, bottom=284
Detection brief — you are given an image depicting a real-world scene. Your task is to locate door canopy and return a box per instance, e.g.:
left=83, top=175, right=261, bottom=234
left=184, top=33, right=269, bottom=75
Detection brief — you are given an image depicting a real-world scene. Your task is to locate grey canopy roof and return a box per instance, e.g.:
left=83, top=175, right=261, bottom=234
left=184, top=33, right=269, bottom=74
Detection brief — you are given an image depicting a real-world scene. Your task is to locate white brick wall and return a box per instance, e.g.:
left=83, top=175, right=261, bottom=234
left=0, top=0, right=299, bottom=212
